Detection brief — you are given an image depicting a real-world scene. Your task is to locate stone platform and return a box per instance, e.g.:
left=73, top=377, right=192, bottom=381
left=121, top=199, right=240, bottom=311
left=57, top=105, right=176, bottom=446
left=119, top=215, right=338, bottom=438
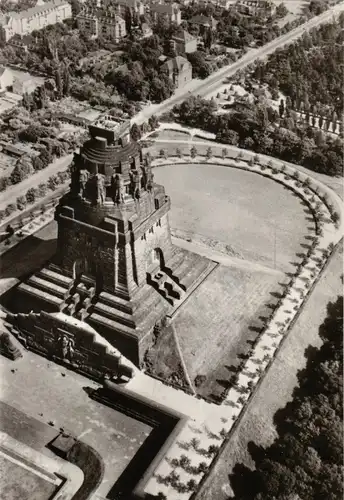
left=11, top=246, right=215, bottom=367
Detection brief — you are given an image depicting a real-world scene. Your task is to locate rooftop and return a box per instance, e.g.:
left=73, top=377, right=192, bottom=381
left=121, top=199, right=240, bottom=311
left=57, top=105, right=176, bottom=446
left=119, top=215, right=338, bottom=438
left=4, top=0, right=70, bottom=21
left=172, top=29, right=196, bottom=43
left=92, top=115, right=129, bottom=132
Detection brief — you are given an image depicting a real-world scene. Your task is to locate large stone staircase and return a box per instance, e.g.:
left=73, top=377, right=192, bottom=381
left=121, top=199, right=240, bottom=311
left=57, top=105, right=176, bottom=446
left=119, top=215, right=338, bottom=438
left=147, top=247, right=216, bottom=307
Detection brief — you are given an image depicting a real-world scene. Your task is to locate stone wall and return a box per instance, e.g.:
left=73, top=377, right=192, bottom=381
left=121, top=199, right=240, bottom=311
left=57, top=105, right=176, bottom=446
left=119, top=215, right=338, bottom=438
left=133, top=213, right=174, bottom=288
left=12, top=311, right=134, bottom=381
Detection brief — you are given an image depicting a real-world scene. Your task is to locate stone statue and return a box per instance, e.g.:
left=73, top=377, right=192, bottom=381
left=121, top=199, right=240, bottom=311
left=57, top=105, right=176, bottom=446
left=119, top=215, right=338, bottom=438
left=58, top=333, right=75, bottom=362
left=70, top=162, right=80, bottom=196
left=0, top=332, right=22, bottom=360
left=79, top=169, right=89, bottom=198
left=111, top=174, right=125, bottom=204
left=130, top=170, right=141, bottom=199
left=146, top=167, right=154, bottom=192
left=95, top=173, right=106, bottom=204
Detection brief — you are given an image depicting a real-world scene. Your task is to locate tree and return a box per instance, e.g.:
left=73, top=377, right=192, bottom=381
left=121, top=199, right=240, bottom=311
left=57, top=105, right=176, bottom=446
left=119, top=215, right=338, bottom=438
left=26, top=187, right=38, bottom=204
left=279, top=99, right=285, bottom=118
left=16, top=195, right=27, bottom=211
left=10, top=158, right=34, bottom=184
left=221, top=148, right=228, bottom=159
left=206, top=147, right=212, bottom=160
left=37, top=182, right=47, bottom=197
left=125, top=7, right=132, bottom=34
left=130, top=123, right=141, bottom=142
left=55, top=68, right=63, bottom=98
left=148, top=115, right=159, bottom=131
left=33, top=155, right=44, bottom=171
left=63, top=66, right=71, bottom=97
left=190, top=146, right=197, bottom=158
left=5, top=203, right=16, bottom=218
left=47, top=175, right=59, bottom=191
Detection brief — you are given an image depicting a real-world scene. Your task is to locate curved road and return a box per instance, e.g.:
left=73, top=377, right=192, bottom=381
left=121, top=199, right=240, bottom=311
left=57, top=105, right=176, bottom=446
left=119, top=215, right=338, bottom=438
left=135, top=2, right=344, bottom=124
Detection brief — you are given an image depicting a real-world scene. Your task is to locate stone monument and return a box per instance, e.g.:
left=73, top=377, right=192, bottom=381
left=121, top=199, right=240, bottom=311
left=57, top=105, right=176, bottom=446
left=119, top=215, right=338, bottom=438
left=10, top=116, right=213, bottom=366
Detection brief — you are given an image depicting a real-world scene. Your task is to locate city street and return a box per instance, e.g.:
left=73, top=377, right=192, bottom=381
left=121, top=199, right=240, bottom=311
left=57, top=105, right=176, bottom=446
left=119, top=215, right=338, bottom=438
left=134, top=2, right=344, bottom=124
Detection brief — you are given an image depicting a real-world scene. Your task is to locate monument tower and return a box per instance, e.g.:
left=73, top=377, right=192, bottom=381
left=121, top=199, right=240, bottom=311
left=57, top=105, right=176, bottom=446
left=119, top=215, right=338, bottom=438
left=12, top=117, right=213, bottom=366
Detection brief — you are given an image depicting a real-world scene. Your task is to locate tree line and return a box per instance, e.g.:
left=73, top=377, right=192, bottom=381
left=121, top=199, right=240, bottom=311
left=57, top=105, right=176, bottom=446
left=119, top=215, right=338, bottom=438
left=229, top=294, right=343, bottom=500
left=172, top=96, right=343, bottom=176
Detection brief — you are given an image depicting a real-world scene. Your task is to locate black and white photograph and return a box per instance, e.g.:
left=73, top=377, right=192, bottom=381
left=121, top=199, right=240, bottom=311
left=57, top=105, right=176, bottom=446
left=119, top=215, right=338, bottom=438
left=0, top=0, right=342, bottom=498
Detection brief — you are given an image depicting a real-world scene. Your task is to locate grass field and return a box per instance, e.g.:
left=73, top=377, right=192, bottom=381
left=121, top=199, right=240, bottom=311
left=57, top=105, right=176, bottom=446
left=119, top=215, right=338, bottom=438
left=197, top=241, right=343, bottom=500
left=0, top=456, right=57, bottom=500
left=154, top=163, right=315, bottom=273
left=173, top=264, right=283, bottom=399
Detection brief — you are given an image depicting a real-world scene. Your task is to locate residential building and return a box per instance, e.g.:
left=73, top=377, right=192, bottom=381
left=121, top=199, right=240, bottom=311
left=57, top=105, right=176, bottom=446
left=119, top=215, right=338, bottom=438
left=235, top=0, right=276, bottom=17
left=171, top=29, right=197, bottom=54
left=188, top=14, right=218, bottom=34
left=150, top=2, right=182, bottom=26
left=0, top=0, right=72, bottom=42
left=0, top=67, right=14, bottom=92
left=76, top=7, right=126, bottom=41
left=12, top=73, right=39, bottom=95
left=101, top=0, right=145, bottom=16
left=161, top=55, right=192, bottom=88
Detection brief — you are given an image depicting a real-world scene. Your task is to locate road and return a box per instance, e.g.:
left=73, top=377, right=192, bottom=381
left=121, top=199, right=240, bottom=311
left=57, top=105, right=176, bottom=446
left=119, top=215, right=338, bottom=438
left=0, top=154, right=72, bottom=211
left=135, top=2, right=344, bottom=124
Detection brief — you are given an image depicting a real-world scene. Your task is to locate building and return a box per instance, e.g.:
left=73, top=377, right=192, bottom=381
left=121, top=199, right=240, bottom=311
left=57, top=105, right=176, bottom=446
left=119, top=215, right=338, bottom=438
left=0, top=0, right=72, bottom=42
left=188, top=14, right=218, bottom=34
left=150, top=2, right=182, bottom=26
left=161, top=55, right=192, bottom=88
left=10, top=116, right=211, bottom=368
left=235, top=0, right=276, bottom=17
left=171, top=29, right=197, bottom=54
left=0, top=67, right=14, bottom=92
left=76, top=7, right=126, bottom=40
left=12, top=72, right=39, bottom=95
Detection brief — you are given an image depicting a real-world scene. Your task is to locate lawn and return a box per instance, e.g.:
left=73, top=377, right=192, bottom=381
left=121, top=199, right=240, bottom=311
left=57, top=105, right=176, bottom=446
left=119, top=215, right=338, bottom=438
left=197, top=241, right=343, bottom=500
left=154, top=163, right=315, bottom=273
left=172, top=264, right=283, bottom=400
left=0, top=455, right=58, bottom=500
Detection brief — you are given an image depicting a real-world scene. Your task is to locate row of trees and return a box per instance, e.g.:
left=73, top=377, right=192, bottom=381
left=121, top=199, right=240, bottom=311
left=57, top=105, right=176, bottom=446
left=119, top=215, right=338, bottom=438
left=172, top=96, right=343, bottom=176
left=230, top=294, right=343, bottom=500
left=0, top=169, right=70, bottom=223
left=253, top=16, right=344, bottom=116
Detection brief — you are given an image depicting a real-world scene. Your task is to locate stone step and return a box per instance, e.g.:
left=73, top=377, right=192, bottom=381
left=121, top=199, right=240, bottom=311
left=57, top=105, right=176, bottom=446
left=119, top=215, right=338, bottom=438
left=178, top=258, right=213, bottom=291
left=172, top=254, right=206, bottom=291
left=92, top=301, right=136, bottom=329
left=164, top=249, right=187, bottom=274
left=17, top=283, right=64, bottom=311
left=88, top=312, right=137, bottom=339
left=28, top=275, right=70, bottom=300
left=38, top=267, right=73, bottom=290
left=98, top=291, right=133, bottom=315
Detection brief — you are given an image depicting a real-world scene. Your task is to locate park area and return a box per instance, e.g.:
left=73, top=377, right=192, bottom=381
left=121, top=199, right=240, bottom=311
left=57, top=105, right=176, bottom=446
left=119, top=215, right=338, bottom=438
left=149, top=162, right=316, bottom=398
left=154, top=163, right=315, bottom=273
